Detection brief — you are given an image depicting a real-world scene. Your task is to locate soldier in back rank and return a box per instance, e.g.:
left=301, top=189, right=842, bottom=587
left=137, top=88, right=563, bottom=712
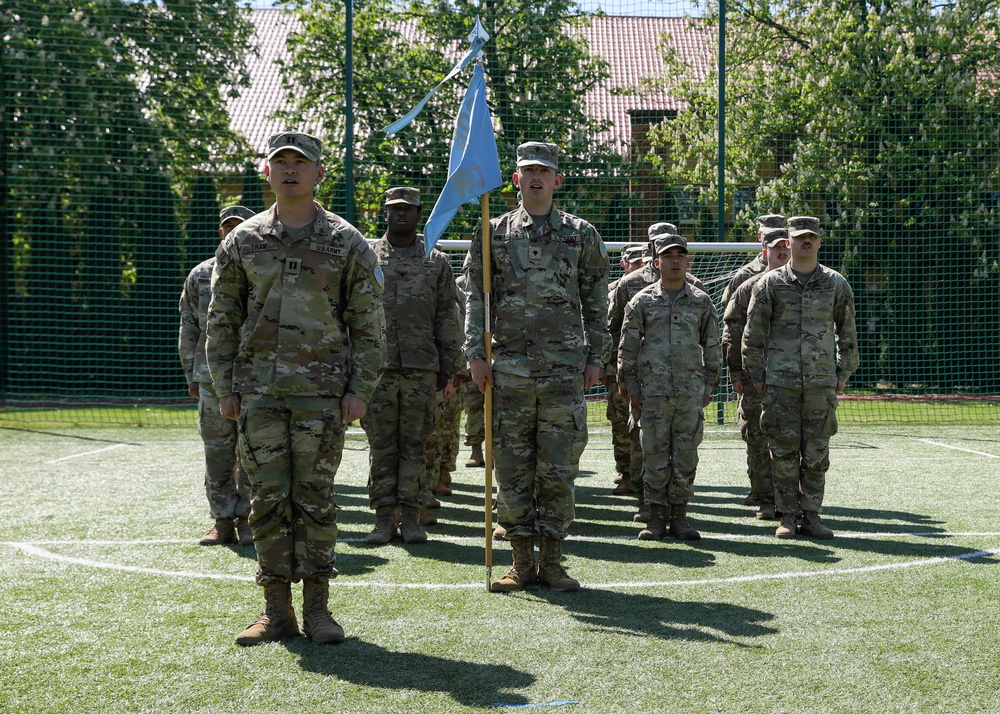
left=617, top=228, right=721, bottom=542
left=742, top=216, right=859, bottom=540
left=179, top=205, right=255, bottom=548
left=466, top=141, right=608, bottom=593
left=721, top=227, right=790, bottom=521
left=720, top=213, right=785, bottom=307
left=361, top=186, right=461, bottom=545
left=207, top=131, right=386, bottom=646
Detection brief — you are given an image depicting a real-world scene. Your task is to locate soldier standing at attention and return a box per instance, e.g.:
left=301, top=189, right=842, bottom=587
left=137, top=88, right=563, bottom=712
left=604, top=243, right=646, bottom=496
left=608, top=223, right=704, bottom=524
left=179, top=205, right=256, bottom=548
left=207, top=132, right=386, bottom=646
left=742, top=216, right=858, bottom=539
left=720, top=214, right=786, bottom=307
left=618, top=229, right=720, bottom=541
left=466, top=141, right=608, bottom=593
left=721, top=228, right=790, bottom=520
left=362, top=186, right=461, bottom=545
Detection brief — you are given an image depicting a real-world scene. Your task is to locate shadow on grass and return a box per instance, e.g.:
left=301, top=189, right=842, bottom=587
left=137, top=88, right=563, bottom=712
left=288, top=638, right=534, bottom=708
left=532, top=587, right=777, bottom=645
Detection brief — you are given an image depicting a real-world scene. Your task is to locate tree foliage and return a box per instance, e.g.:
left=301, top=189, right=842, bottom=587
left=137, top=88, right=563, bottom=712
left=649, top=0, right=1000, bottom=389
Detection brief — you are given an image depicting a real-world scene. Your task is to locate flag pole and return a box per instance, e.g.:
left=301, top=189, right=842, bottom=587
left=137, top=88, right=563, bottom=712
left=481, top=186, right=494, bottom=592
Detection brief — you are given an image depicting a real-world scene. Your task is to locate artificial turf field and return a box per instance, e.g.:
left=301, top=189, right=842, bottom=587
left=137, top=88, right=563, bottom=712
left=1, top=422, right=998, bottom=713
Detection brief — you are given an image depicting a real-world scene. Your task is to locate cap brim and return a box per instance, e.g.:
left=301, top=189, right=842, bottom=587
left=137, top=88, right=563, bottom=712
left=516, top=159, right=558, bottom=171
left=789, top=229, right=821, bottom=238
left=266, top=145, right=319, bottom=162
left=656, top=244, right=688, bottom=254
left=384, top=199, right=420, bottom=207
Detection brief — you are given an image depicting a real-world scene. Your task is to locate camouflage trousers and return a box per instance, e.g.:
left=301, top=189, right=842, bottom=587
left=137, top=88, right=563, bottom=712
left=361, top=368, right=436, bottom=510
left=197, top=382, right=250, bottom=520
left=638, top=395, right=705, bottom=506
left=737, top=387, right=773, bottom=505
left=759, top=386, right=839, bottom=514
left=463, top=379, right=485, bottom=447
left=426, top=387, right=464, bottom=477
left=493, top=371, right=588, bottom=540
left=628, top=402, right=644, bottom=491
left=605, top=388, right=632, bottom=475
left=237, top=394, right=344, bottom=585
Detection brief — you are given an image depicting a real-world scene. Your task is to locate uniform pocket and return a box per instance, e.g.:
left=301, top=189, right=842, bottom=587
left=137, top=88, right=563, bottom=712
left=822, top=393, right=839, bottom=437
left=758, top=389, right=779, bottom=438
left=236, top=411, right=260, bottom=474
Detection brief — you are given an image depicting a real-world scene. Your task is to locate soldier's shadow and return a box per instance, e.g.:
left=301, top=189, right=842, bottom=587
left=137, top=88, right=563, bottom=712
left=287, top=638, right=534, bottom=708
left=530, top=587, right=777, bottom=646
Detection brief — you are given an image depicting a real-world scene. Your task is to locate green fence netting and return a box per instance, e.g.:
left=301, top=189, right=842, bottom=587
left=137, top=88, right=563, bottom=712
left=2, top=0, right=998, bottom=427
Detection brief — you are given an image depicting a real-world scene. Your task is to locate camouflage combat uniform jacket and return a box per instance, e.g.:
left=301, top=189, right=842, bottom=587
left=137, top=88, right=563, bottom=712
left=742, top=263, right=859, bottom=390
left=608, top=262, right=705, bottom=364
left=179, top=257, right=216, bottom=386
left=618, top=281, right=721, bottom=400
left=721, top=271, right=767, bottom=386
left=372, top=235, right=461, bottom=377
left=464, top=203, right=608, bottom=377
left=721, top=252, right=766, bottom=305
left=207, top=203, right=386, bottom=400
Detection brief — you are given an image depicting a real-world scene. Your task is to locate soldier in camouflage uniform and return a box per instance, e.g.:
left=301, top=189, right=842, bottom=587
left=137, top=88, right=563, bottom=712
left=361, top=186, right=461, bottom=545
left=604, top=244, right=646, bottom=495
left=720, top=214, right=786, bottom=307
left=742, top=216, right=858, bottom=540
left=608, top=223, right=704, bottom=523
left=425, top=276, right=469, bottom=501
left=722, top=228, right=790, bottom=520
left=466, top=141, right=608, bottom=593
left=618, top=229, right=721, bottom=541
left=720, top=213, right=784, bottom=506
left=207, top=132, right=386, bottom=646
left=179, top=205, right=255, bottom=548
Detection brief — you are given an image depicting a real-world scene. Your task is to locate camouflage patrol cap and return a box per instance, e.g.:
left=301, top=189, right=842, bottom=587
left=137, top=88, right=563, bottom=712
left=384, top=186, right=420, bottom=207
left=757, top=214, right=785, bottom=230
left=651, top=231, right=688, bottom=255
left=219, top=205, right=255, bottom=228
left=787, top=216, right=823, bottom=238
left=647, top=222, right=678, bottom=239
left=266, top=132, right=322, bottom=162
left=621, top=243, right=647, bottom=264
left=764, top=228, right=789, bottom=246
left=516, top=142, right=559, bottom=171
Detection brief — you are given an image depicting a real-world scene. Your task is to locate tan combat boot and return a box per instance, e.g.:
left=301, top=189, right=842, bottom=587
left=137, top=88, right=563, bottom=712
left=775, top=513, right=797, bottom=539
left=465, top=444, right=485, bottom=468
left=302, top=579, right=345, bottom=645
left=366, top=506, right=397, bottom=545
left=668, top=503, right=702, bottom=541
left=235, top=517, right=254, bottom=547
left=419, top=506, right=437, bottom=526
left=611, top=472, right=631, bottom=496
left=537, top=537, right=580, bottom=592
left=800, top=511, right=834, bottom=539
left=235, top=582, right=300, bottom=646
left=199, top=518, right=236, bottom=546
left=755, top=503, right=777, bottom=521
left=632, top=491, right=651, bottom=523
left=399, top=506, right=428, bottom=544
left=637, top=504, right=668, bottom=540
left=490, top=536, right=537, bottom=593
left=433, top=468, right=453, bottom=496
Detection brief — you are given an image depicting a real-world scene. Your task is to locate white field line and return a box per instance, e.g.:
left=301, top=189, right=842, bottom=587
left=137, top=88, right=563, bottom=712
left=4, top=534, right=998, bottom=591
left=45, top=443, right=132, bottom=464
left=918, top=439, right=999, bottom=459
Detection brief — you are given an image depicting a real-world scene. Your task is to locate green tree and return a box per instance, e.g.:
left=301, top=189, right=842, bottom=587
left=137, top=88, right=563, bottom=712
left=649, top=0, right=1000, bottom=391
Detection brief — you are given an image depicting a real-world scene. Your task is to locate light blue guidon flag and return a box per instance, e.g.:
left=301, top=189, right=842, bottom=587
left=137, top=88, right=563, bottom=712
left=422, top=62, right=502, bottom=256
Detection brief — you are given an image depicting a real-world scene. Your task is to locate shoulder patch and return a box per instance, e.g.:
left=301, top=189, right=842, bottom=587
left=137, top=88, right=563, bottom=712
left=373, top=265, right=385, bottom=288
left=599, top=241, right=608, bottom=259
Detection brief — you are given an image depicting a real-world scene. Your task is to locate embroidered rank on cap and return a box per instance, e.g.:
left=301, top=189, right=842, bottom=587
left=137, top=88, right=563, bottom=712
left=373, top=265, right=385, bottom=288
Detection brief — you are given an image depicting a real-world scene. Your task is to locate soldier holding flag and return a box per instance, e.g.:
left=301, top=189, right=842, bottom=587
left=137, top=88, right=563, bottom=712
left=465, top=142, right=608, bottom=593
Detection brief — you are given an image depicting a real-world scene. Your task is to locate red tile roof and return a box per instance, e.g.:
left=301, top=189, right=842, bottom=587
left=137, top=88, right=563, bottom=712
left=230, top=9, right=710, bottom=156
